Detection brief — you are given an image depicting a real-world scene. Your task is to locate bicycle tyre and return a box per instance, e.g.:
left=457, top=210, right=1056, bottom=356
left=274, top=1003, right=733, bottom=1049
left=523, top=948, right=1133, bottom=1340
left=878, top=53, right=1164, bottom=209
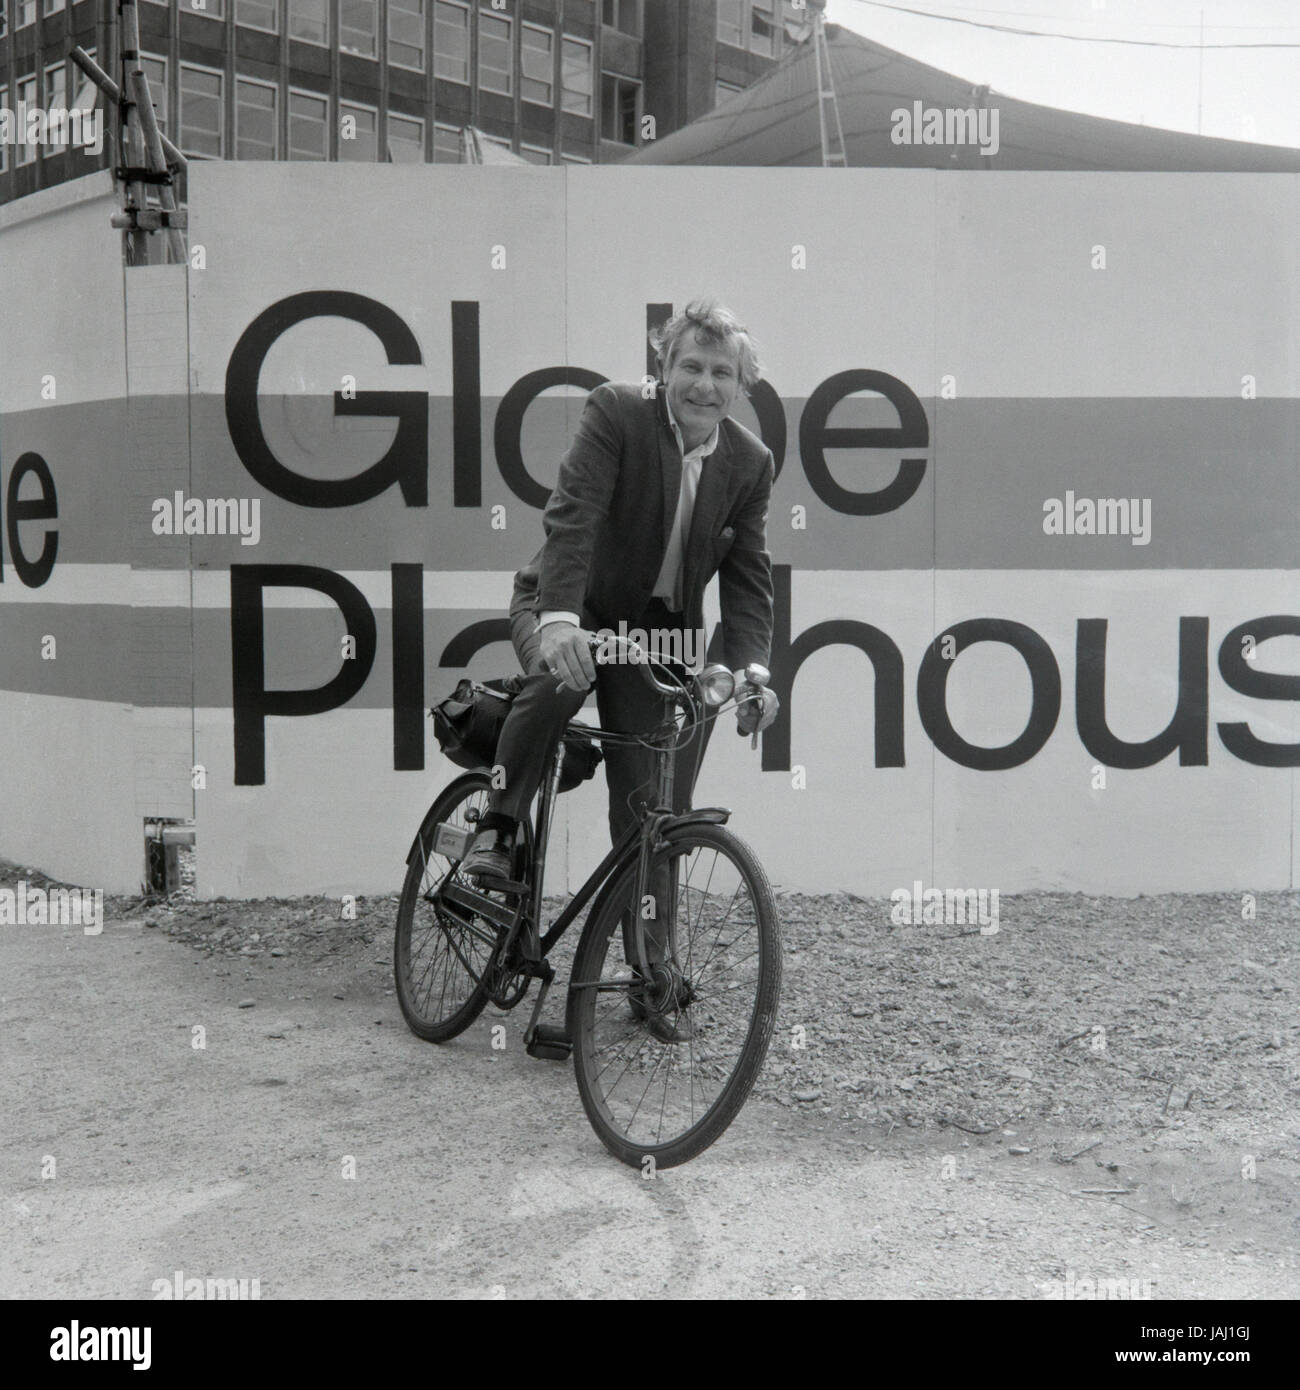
left=567, top=823, right=781, bottom=1169
left=394, top=772, right=499, bottom=1042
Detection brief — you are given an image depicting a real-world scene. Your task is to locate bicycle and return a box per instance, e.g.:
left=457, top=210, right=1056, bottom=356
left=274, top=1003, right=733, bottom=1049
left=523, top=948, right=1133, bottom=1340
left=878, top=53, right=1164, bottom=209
left=394, top=635, right=782, bottom=1169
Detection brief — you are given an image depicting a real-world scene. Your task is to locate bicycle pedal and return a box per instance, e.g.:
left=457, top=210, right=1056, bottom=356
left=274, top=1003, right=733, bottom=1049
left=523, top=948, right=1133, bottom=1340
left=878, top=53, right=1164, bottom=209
left=464, top=874, right=528, bottom=896
left=486, top=877, right=529, bottom=896
left=525, top=1024, right=572, bottom=1061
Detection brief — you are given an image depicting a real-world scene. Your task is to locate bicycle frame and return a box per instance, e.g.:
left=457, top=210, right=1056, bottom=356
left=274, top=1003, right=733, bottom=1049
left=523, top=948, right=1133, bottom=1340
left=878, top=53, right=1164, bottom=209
left=529, top=702, right=730, bottom=973
left=398, top=640, right=779, bottom=1159
left=431, top=653, right=738, bottom=1032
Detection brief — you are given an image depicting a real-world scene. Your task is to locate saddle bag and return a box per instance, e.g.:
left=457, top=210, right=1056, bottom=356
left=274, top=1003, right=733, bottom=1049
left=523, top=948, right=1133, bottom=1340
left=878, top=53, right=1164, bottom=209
left=430, top=675, right=602, bottom=794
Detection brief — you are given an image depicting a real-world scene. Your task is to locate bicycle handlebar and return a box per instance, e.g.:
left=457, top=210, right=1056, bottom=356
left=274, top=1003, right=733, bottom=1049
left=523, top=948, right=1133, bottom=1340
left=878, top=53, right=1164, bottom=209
left=585, top=632, right=684, bottom=697
left=557, top=631, right=768, bottom=752
left=586, top=633, right=769, bottom=711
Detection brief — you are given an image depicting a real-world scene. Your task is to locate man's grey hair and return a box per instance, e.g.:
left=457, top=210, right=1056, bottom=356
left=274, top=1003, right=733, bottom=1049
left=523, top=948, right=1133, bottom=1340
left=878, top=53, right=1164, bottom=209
left=650, top=298, right=763, bottom=393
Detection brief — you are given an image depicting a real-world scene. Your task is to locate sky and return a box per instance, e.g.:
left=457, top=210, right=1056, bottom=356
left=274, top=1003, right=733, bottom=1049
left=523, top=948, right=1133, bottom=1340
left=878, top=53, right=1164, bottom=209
left=823, top=0, right=1300, bottom=150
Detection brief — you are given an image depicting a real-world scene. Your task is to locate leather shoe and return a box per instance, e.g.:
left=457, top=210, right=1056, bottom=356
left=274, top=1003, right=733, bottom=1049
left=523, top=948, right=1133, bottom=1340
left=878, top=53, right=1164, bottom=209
left=627, top=969, right=696, bottom=1043
left=460, top=827, right=515, bottom=886
left=642, top=1010, right=697, bottom=1044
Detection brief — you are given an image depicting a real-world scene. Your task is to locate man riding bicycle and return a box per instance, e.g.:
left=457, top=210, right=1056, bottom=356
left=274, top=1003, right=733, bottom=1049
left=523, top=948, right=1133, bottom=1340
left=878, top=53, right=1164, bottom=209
left=460, top=298, right=780, bottom=1027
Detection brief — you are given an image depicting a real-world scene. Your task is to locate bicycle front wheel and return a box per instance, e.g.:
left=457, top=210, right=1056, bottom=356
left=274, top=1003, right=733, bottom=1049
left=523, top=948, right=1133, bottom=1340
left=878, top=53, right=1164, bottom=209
left=567, top=823, right=781, bottom=1168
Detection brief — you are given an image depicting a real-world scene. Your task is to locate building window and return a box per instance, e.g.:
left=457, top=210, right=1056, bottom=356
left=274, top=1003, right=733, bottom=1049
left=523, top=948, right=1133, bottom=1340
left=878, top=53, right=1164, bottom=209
left=600, top=73, right=638, bottom=144
left=719, top=2, right=789, bottom=55
left=387, top=111, right=424, bottom=162
left=0, top=89, right=8, bottom=174
left=561, top=36, right=592, bottom=116
left=388, top=0, right=425, bottom=71
left=435, top=3, right=469, bottom=84
left=519, top=141, right=550, bottom=165
left=289, top=0, right=329, bottom=45
left=478, top=9, right=512, bottom=97
left=715, top=78, right=742, bottom=106
left=601, top=0, right=640, bottom=36
left=185, top=0, right=226, bottom=16
left=433, top=121, right=460, bottom=161
left=560, top=149, right=591, bottom=165
left=716, top=0, right=742, bottom=47
left=139, top=55, right=167, bottom=133
left=236, top=77, right=277, bottom=159
left=521, top=24, right=552, bottom=106
left=45, top=64, right=67, bottom=109
left=339, top=101, right=378, bottom=160
left=16, top=0, right=35, bottom=28
left=288, top=89, right=327, bottom=158
left=16, top=75, right=36, bottom=165
left=43, top=0, right=65, bottom=15
left=340, top=0, right=378, bottom=58
left=236, top=0, right=278, bottom=33
left=180, top=64, right=224, bottom=157
left=44, top=63, right=67, bottom=150
left=750, top=0, right=777, bottom=56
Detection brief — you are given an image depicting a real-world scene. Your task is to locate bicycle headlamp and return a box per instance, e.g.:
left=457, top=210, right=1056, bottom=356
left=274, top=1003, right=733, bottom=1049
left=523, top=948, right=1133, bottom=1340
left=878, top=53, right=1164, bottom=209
left=697, top=664, right=735, bottom=707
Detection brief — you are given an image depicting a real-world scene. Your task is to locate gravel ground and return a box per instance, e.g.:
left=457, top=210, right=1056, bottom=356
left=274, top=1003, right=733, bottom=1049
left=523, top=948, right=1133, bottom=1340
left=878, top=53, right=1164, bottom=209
left=3, top=855, right=1296, bottom=1298
left=759, top=889, right=1297, bottom=1142
left=96, top=857, right=1298, bottom=1149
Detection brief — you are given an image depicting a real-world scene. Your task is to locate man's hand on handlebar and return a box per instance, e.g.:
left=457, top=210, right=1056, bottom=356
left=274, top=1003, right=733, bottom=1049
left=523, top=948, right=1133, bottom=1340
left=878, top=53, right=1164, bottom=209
left=539, top=620, right=598, bottom=691
left=735, top=680, right=779, bottom=736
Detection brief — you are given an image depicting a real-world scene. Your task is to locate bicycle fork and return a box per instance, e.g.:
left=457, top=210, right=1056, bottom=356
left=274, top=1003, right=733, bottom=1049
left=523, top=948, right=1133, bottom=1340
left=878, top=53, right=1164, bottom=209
left=627, top=702, right=683, bottom=986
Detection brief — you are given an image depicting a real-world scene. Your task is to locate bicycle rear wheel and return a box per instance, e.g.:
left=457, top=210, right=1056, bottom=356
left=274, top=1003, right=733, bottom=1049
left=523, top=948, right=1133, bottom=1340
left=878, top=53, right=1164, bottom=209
left=395, top=772, right=504, bottom=1042
left=567, top=823, right=781, bottom=1168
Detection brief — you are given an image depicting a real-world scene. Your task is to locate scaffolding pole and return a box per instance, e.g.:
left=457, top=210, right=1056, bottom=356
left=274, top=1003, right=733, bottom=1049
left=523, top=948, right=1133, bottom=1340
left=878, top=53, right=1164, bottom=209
left=811, top=4, right=848, bottom=168
left=71, top=3, right=188, bottom=265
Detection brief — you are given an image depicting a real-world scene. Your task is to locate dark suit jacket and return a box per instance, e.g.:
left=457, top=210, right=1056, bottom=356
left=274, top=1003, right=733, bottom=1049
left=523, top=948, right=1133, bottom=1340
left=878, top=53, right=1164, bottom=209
left=511, top=380, right=775, bottom=672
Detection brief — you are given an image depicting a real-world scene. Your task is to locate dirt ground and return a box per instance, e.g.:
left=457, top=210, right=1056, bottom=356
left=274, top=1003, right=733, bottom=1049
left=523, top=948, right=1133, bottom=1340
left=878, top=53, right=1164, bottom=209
left=1, top=857, right=1296, bottom=1300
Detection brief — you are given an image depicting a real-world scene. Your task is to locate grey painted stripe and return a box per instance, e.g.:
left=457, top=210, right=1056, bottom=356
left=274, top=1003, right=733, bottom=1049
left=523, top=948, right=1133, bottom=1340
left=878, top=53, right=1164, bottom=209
left=933, top=398, right=1298, bottom=569
left=4, top=579, right=1297, bottom=709
left=0, top=604, right=516, bottom=708
left=2, top=397, right=1295, bottom=572
left=0, top=606, right=140, bottom=704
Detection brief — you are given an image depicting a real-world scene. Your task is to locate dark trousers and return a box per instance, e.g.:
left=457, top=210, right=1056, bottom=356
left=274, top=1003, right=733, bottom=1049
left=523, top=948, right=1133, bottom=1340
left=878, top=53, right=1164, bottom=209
left=490, top=599, right=713, bottom=846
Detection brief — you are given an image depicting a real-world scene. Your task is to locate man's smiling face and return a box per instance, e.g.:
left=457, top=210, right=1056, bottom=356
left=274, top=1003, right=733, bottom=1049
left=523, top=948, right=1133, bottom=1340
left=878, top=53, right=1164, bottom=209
left=664, top=333, right=742, bottom=448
